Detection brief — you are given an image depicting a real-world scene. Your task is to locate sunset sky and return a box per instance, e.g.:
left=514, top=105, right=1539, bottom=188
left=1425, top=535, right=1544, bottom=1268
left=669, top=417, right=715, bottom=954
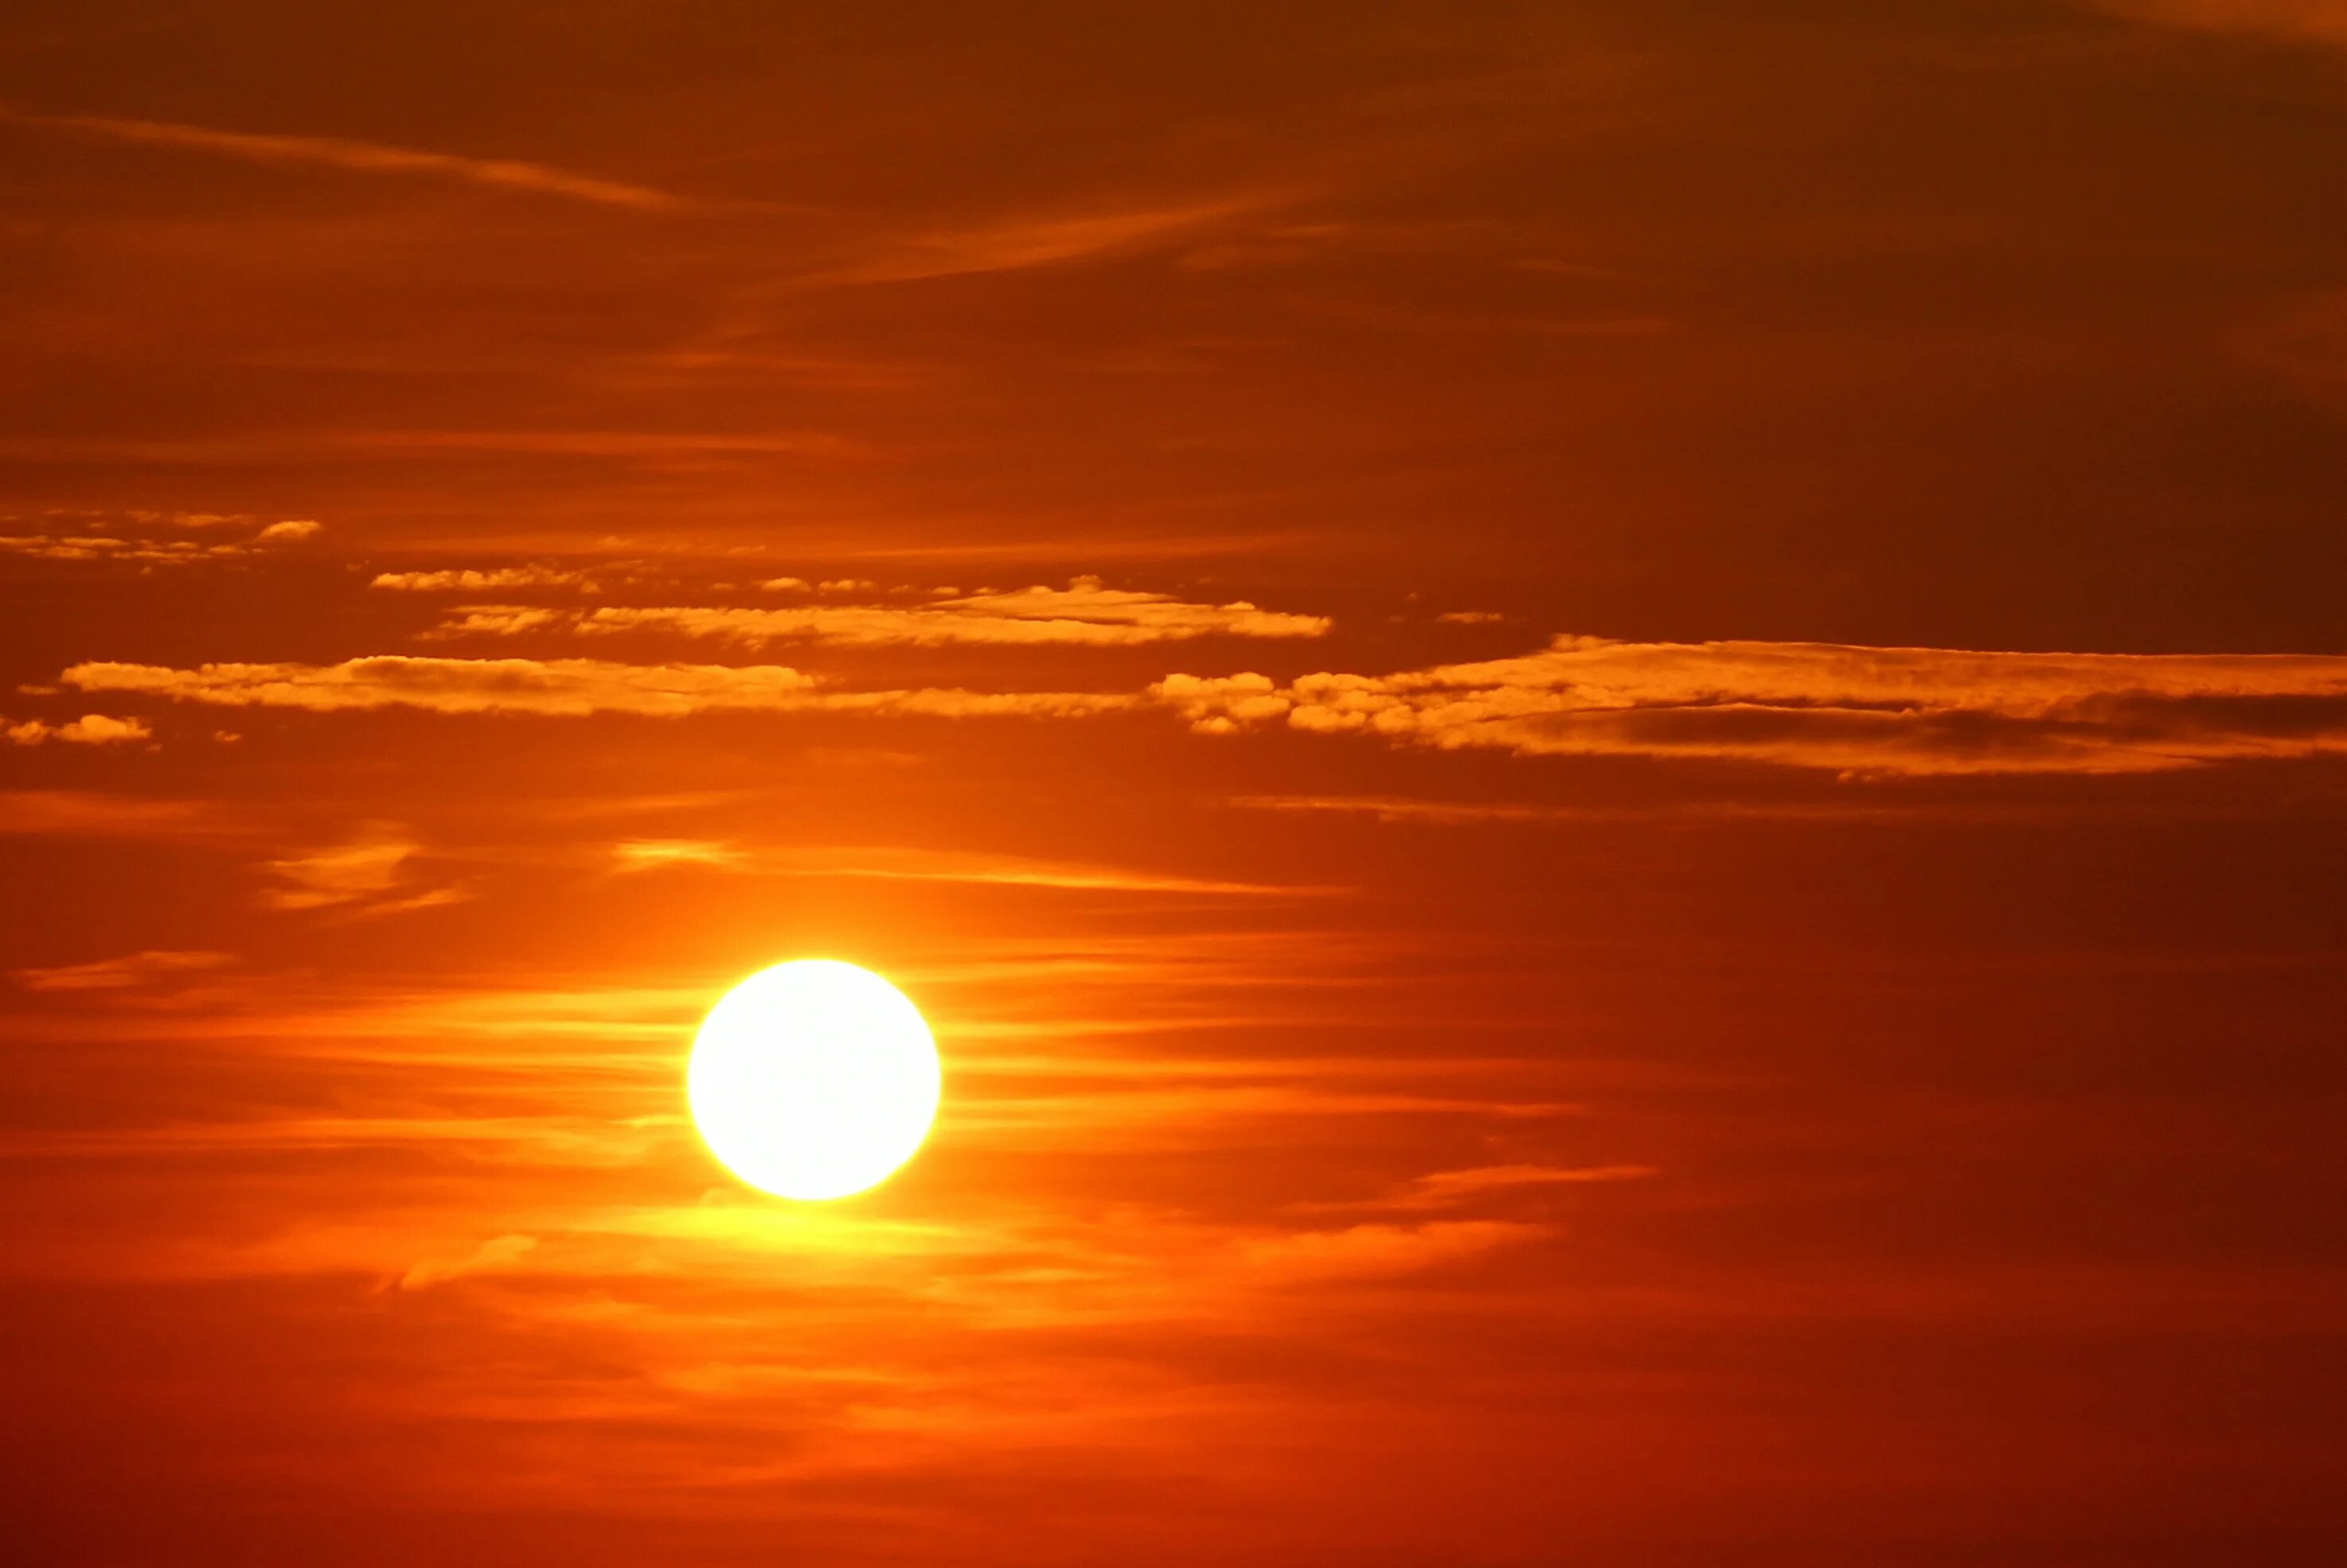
left=5, top=3, right=2346, bottom=1562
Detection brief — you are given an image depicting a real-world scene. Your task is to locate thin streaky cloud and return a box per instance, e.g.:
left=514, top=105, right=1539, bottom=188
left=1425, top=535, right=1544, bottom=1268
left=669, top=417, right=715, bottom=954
left=1292, top=1163, right=1662, bottom=1213
left=422, top=576, right=1330, bottom=648
left=0, top=102, right=689, bottom=209
left=12, top=950, right=235, bottom=992
left=611, top=839, right=1338, bottom=897
left=0, top=790, right=242, bottom=840
left=808, top=195, right=1279, bottom=286
left=63, top=656, right=1134, bottom=721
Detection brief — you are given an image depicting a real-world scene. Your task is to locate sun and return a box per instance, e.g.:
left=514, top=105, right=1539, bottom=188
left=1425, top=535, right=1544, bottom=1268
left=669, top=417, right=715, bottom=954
left=686, top=959, right=942, bottom=1201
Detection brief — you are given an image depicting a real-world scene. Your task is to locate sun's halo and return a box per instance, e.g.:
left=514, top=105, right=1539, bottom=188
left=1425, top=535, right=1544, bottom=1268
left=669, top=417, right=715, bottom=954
left=686, top=959, right=941, bottom=1201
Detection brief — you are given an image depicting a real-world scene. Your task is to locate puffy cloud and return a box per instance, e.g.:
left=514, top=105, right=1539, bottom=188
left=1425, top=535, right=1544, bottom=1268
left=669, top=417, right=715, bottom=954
left=421, top=607, right=569, bottom=637
left=369, top=565, right=592, bottom=592
left=1152, top=673, right=1294, bottom=735
left=62, top=654, right=1135, bottom=721
left=0, top=513, right=322, bottom=563
left=2, top=534, right=240, bottom=564
left=424, top=575, right=1330, bottom=648
left=4, top=713, right=151, bottom=746
left=1153, top=635, right=2347, bottom=776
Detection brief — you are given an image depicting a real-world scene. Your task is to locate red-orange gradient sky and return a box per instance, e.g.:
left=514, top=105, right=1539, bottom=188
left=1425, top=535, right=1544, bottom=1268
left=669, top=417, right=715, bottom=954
left=4, top=4, right=2346, bottom=1563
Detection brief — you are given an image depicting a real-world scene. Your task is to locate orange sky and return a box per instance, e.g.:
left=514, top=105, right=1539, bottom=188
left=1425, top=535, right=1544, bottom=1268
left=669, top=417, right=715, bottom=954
left=4, top=4, right=2346, bottom=1563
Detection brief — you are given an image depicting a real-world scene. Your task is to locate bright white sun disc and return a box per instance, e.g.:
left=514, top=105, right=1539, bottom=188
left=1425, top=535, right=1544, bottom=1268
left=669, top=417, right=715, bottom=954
left=686, top=959, right=941, bottom=1200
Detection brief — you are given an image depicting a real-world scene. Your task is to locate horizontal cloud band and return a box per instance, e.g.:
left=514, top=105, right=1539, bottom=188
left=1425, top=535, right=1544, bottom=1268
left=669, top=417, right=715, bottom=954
left=413, top=576, right=1331, bottom=647
left=1151, top=635, right=2347, bottom=776
left=60, top=635, right=2347, bottom=776
left=64, top=657, right=1134, bottom=720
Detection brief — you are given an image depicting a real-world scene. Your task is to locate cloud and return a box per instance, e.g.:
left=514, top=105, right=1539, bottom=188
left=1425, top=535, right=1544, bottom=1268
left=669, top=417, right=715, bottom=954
left=2, top=534, right=245, bottom=564
left=4, top=713, right=151, bottom=746
left=369, top=566, right=596, bottom=592
left=1373, top=1164, right=1659, bottom=1211
left=398, top=1233, right=539, bottom=1292
left=0, top=103, right=687, bottom=209
left=0, top=513, right=322, bottom=564
left=816, top=197, right=1272, bottom=286
left=1232, top=1220, right=1547, bottom=1285
left=12, top=950, right=235, bottom=992
left=1152, top=634, right=2347, bottom=776
left=263, top=821, right=470, bottom=914
left=339, top=429, right=850, bottom=458
left=611, top=838, right=744, bottom=872
left=1227, top=794, right=2096, bottom=826
left=0, top=790, right=237, bottom=839
left=425, top=575, right=1330, bottom=649
left=1232, top=794, right=1583, bottom=825
left=62, top=654, right=1136, bottom=721
left=611, top=840, right=1335, bottom=897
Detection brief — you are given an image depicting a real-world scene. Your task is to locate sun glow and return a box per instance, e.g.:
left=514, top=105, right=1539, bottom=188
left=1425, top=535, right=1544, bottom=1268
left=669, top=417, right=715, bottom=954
left=686, top=959, right=942, bottom=1201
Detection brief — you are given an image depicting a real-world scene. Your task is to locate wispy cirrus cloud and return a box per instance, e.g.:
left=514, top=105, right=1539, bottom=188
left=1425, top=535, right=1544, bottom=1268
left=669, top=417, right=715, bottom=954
left=0, top=790, right=240, bottom=840
left=398, top=1233, right=539, bottom=1292
left=421, top=576, right=1330, bottom=648
left=609, top=839, right=1335, bottom=898
left=0, top=102, right=689, bottom=209
left=63, top=656, right=1134, bottom=721
left=1154, top=635, right=2347, bottom=776
left=12, top=949, right=234, bottom=992
left=262, top=821, right=471, bottom=915
left=813, top=196, right=1275, bottom=286
left=1315, top=1163, right=1660, bottom=1213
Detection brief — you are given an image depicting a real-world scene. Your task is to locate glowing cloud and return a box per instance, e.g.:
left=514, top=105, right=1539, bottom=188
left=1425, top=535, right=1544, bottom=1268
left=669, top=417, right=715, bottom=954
left=63, top=655, right=1134, bottom=720
left=1154, top=635, right=2347, bottom=775
left=422, top=576, right=1330, bottom=648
